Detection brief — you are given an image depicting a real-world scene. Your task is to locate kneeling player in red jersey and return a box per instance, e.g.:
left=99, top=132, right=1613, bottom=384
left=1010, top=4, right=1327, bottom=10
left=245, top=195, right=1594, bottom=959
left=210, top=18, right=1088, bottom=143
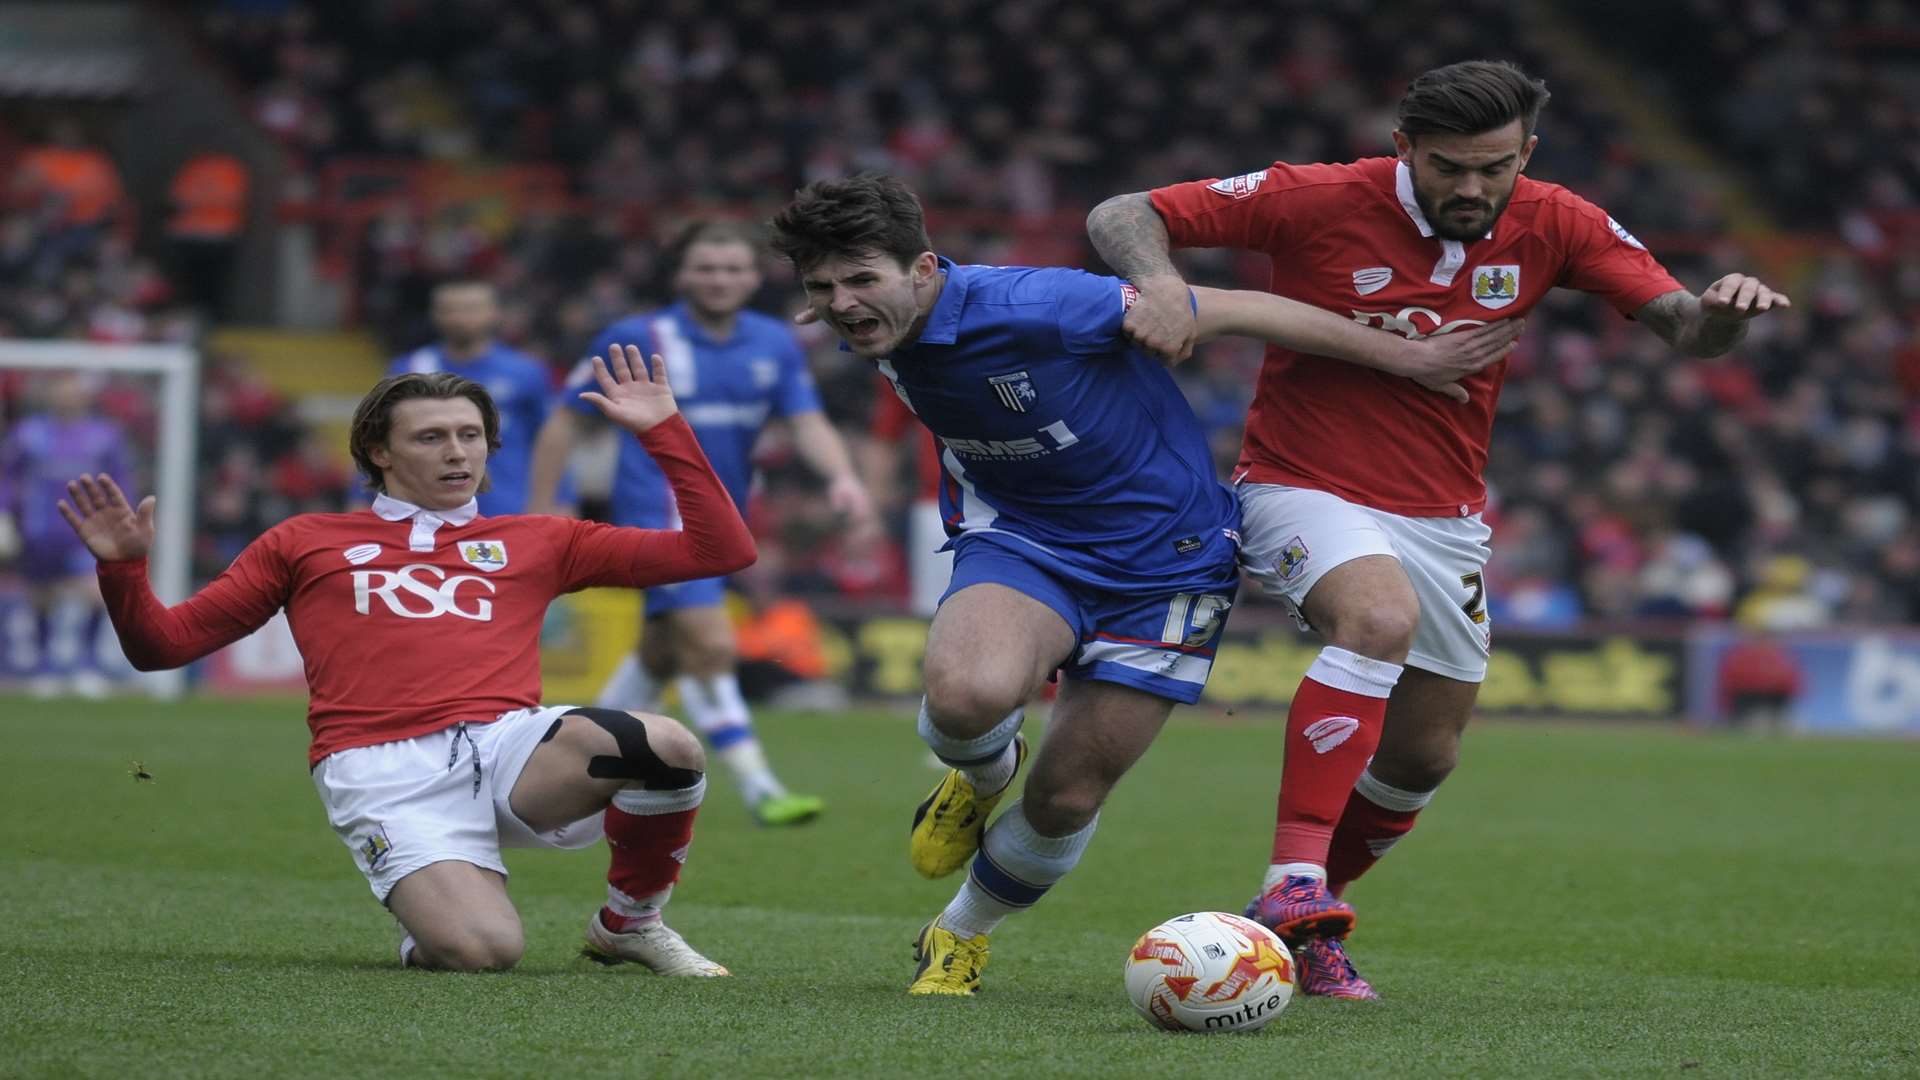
left=58, top=345, right=755, bottom=974
left=1091, top=59, right=1789, bottom=998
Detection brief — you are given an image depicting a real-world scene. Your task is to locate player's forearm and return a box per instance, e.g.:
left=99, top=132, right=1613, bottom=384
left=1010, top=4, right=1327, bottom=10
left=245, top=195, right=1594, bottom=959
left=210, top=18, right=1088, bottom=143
left=1192, top=288, right=1405, bottom=372
left=95, top=559, right=261, bottom=670
left=1086, top=192, right=1185, bottom=286
left=526, top=411, right=577, bottom=512
left=1638, top=290, right=1748, bottom=357
left=635, top=416, right=756, bottom=577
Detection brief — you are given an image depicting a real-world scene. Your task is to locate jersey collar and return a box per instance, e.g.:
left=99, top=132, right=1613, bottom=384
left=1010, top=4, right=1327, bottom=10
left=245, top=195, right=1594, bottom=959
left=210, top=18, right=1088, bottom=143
left=1394, top=160, right=1494, bottom=241
left=372, top=493, right=478, bottom=551
left=914, top=257, right=966, bottom=346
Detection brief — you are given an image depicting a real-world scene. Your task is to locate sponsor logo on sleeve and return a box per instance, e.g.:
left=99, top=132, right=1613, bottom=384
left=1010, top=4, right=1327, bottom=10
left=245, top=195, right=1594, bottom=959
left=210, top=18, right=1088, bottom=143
left=1606, top=215, right=1647, bottom=250
left=458, top=540, right=508, bottom=572
left=1120, top=282, right=1140, bottom=310
left=1352, top=267, right=1393, bottom=296
left=1471, top=264, right=1520, bottom=310
left=1205, top=169, right=1269, bottom=199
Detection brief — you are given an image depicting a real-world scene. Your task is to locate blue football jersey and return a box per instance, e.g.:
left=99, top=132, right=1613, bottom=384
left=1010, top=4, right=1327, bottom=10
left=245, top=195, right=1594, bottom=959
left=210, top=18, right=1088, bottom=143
left=392, top=343, right=557, bottom=516
left=875, top=259, right=1240, bottom=595
left=569, top=302, right=823, bottom=525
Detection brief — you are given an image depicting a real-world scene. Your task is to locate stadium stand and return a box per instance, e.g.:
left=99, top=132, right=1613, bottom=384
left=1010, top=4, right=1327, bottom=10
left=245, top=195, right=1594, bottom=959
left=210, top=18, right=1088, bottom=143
left=2, top=0, right=1912, bottom=636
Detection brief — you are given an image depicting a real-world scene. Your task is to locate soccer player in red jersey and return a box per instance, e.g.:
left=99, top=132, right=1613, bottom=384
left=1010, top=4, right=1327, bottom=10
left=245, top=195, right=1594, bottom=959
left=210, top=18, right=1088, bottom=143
left=1088, top=60, right=1790, bottom=998
left=57, top=345, right=756, bottom=974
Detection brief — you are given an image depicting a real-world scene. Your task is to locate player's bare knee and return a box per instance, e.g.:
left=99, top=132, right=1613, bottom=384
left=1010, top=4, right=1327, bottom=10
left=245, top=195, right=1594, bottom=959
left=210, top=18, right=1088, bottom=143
left=427, top=924, right=523, bottom=972
left=1373, top=741, right=1457, bottom=792
left=921, top=659, right=1020, bottom=732
left=1326, top=603, right=1418, bottom=662
left=634, top=712, right=706, bottom=774
left=563, top=707, right=705, bottom=788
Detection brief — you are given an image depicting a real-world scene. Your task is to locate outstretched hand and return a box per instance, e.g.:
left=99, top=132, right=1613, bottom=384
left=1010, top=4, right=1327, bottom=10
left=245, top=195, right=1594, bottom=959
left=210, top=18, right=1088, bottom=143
left=578, top=343, right=679, bottom=434
left=1395, top=319, right=1525, bottom=403
left=1699, top=273, right=1790, bottom=322
left=57, top=473, right=155, bottom=562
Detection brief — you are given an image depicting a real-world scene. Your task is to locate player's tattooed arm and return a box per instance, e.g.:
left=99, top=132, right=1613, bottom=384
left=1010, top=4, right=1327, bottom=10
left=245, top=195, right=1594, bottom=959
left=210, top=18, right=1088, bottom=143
left=1087, top=192, right=1197, bottom=364
left=1635, top=275, right=1790, bottom=357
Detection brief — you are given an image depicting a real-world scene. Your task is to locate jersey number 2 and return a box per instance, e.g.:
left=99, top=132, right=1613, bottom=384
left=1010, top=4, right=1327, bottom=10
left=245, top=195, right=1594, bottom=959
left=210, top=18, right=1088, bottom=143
left=1459, top=571, right=1487, bottom=625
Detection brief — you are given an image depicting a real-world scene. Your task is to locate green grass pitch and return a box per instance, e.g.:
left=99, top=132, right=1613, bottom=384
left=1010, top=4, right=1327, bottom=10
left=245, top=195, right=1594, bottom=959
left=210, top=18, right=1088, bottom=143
left=3, top=696, right=1917, bottom=1078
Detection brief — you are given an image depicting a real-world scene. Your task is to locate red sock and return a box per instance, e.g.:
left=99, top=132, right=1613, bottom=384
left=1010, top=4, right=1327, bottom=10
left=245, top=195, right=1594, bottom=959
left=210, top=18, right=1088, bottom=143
left=601, top=780, right=705, bottom=932
left=1270, top=647, right=1400, bottom=869
left=1325, top=770, right=1433, bottom=896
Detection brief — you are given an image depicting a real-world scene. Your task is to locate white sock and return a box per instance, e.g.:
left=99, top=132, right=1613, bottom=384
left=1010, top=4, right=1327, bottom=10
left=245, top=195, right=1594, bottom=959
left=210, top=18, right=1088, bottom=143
left=596, top=653, right=659, bottom=710
left=936, top=802, right=1097, bottom=939
left=676, top=673, right=786, bottom=805
left=1264, top=862, right=1327, bottom=890
left=962, top=739, right=1019, bottom=796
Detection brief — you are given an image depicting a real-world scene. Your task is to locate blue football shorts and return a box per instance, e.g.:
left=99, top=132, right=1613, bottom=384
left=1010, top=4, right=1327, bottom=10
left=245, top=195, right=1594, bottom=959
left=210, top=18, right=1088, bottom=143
left=939, top=534, right=1237, bottom=704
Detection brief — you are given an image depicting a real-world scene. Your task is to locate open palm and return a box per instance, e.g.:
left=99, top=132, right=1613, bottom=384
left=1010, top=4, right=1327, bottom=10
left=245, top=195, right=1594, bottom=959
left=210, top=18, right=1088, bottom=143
left=578, top=344, right=680, bottom=434
left=57, top=473, right=155, bottom=562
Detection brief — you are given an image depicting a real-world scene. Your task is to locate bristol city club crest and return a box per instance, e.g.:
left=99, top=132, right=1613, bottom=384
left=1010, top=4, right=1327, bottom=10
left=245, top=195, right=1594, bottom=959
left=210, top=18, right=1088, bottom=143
left=458, top=539, right=508, bottom=572
left=988, top=371, right=1038, bottom=413
left=1471, top=264, right=1520, bottom=310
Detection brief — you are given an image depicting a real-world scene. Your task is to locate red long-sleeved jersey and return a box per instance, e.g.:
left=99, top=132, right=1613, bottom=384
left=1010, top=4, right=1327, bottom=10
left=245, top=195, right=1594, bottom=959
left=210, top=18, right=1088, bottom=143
left=97, top=415, right=754, bottom=765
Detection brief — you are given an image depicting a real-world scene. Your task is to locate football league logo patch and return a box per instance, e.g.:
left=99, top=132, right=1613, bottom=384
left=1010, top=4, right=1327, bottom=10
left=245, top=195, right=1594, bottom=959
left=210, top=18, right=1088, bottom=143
left=1276, top=535, right=1310, bottom=582
left=358, top=826, right=393, bottom=872
left=1606, top=215, right=1647, bottom=250
left=1206, top=169, right=1269, bottom=199
left=458, top=540, right=508, bottom=572
left=1471, top=264, right=1520, bottom=310
left=988, top=371, right=1038, bottom=414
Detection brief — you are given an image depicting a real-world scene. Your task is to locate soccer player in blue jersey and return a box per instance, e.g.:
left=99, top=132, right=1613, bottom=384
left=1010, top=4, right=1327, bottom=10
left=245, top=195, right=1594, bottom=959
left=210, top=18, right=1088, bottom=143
left=390, top=281, right=559, bottom=516
left=769, top=174, right=1515, bottom=995
left=528, top=221, right=875, bottom=827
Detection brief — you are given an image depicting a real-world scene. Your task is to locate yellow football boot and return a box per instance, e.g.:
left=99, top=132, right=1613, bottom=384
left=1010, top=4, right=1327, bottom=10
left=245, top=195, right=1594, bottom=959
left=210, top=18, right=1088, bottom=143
left=908, top=734, right=1027, bottom=879
left=907, top=922, right=989, bottom=995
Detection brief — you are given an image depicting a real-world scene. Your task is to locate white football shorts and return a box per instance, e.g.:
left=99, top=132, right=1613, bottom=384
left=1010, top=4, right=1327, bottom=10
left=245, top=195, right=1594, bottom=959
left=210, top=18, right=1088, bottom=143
left=1238, top=483, right=1494, bottom=682
left=311, top=704, right=605, bottom=902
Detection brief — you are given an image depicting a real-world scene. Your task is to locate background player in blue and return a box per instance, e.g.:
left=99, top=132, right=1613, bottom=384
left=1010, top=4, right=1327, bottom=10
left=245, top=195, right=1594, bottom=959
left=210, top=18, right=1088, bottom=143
left=528, top=221, right=876, bottom=827
left=770, top=173, right=1510, bottom=995
left=390, top=280, right=560, bottom=517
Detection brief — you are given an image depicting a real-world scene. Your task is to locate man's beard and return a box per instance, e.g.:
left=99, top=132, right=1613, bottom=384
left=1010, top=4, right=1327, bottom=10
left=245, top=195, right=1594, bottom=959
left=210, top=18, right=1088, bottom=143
left=1413, top=179, right=1511, bottom=241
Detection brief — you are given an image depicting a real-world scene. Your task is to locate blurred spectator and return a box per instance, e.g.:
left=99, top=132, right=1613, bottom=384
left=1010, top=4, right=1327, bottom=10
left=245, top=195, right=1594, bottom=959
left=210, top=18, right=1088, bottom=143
left=1716, top=633, right=1804, bottom=733
left=166, top=149, right=251, bottom=317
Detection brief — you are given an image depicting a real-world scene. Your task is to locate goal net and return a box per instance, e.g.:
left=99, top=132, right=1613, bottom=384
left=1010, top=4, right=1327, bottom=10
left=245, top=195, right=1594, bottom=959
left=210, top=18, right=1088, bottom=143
left=0, top=340, right=197, bottom=698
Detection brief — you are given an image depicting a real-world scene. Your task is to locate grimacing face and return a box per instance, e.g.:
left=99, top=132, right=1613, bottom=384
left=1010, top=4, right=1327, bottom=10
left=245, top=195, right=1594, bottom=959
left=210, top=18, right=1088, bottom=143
left=430, top=284, right=500, bottom=350
left=800, top=249, right=938, bottom=359
left=1392, top=119, right=1537, bottom=242
left=676, top=238, right=763, bottom=321
left=369, top=397, right=489, bottom=510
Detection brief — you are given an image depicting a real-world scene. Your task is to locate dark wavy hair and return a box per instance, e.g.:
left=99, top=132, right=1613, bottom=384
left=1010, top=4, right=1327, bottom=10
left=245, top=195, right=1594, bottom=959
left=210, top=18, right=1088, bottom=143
left=767, top=173, right=934, bottom=274
left=1397, top=60, right=1551, bottom=142
left=348, top=372, right=500, bottom=494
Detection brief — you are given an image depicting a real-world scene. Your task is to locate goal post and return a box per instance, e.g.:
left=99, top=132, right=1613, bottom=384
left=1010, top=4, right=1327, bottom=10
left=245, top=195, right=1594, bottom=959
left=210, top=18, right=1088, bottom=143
left=1, top=340, right=199, bottom=697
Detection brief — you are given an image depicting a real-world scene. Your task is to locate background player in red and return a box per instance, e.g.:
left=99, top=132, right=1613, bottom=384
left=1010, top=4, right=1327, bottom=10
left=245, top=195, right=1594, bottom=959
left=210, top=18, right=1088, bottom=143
left=1088, top=59, right=1790, bottom=998
left=57, top=346, right=755, bottom=975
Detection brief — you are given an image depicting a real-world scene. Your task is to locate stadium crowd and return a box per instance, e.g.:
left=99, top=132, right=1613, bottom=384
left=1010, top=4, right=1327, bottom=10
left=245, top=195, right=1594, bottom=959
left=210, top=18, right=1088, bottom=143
left=1, top=0, right=1913, bottom=635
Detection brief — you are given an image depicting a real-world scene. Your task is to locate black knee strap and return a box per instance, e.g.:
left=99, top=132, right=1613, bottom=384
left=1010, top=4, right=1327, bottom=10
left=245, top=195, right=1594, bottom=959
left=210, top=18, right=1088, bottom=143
left=560, top=707, right=703, bottom=790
